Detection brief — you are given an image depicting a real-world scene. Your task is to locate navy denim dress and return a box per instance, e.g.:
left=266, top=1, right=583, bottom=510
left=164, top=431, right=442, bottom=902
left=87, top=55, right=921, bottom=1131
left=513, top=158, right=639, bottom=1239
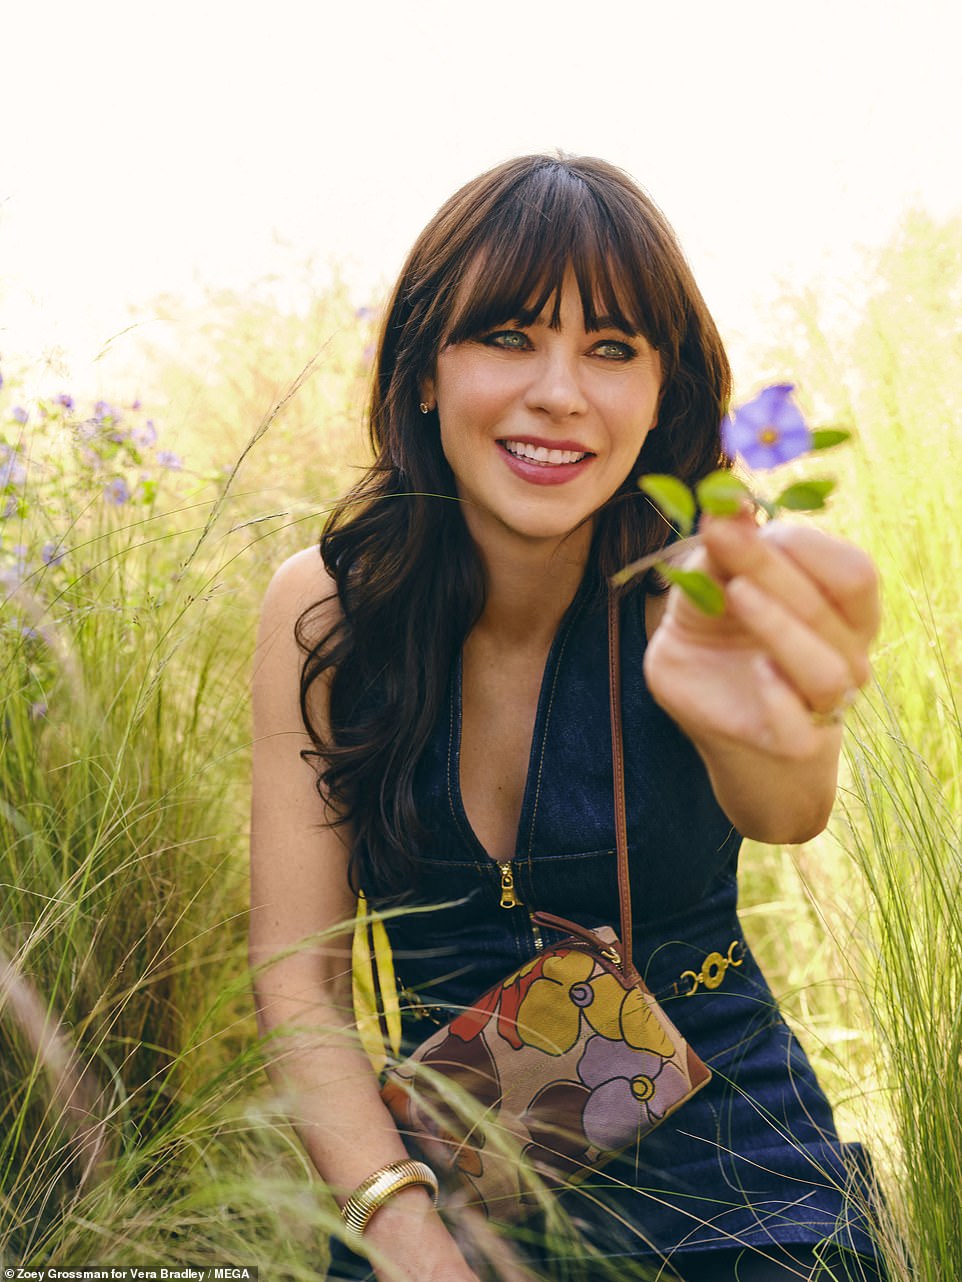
left=339, top=577, right=882, bottom=1274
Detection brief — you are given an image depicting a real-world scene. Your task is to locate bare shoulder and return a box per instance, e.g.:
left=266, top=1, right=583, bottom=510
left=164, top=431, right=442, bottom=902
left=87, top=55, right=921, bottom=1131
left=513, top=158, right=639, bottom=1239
left=256, top=546, right=341, bottom=648
left=252, top=547, right=342, bottom=735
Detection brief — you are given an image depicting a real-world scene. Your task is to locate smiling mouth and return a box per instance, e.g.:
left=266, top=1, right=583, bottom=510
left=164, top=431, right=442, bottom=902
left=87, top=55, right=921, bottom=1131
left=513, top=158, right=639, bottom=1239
left=500, top=439, right=592, bottom=466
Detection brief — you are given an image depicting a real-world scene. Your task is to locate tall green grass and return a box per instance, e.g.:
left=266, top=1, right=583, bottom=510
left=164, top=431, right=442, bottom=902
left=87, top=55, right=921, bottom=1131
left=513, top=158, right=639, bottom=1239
left=2, top=214, right=961, bottom=1277
left=736, top=208, right=962, bottom=1278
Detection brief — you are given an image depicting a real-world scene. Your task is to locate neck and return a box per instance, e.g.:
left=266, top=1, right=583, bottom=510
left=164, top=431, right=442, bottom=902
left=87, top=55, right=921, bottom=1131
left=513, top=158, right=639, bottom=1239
left=471, top=523, right=593, bottom=649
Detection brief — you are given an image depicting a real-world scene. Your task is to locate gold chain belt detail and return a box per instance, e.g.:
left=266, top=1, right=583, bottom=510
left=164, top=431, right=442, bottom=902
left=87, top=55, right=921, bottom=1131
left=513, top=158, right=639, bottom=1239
left=680, top=940, right=745, bottom=997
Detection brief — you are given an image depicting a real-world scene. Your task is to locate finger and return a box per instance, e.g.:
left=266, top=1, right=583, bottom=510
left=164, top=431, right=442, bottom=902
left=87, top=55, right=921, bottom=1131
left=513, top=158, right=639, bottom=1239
left=725, top=574, right=865, bottom=713
left=750, top=655, right=843, bottom=757
left=701, top=517, right=873, bottom=685
left=762, top=521, right=881, bottom=640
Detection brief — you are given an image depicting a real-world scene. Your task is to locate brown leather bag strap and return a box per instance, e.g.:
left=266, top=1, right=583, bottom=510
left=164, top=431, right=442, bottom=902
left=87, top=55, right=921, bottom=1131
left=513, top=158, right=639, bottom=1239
left=607, top=588, right=633, bottom=966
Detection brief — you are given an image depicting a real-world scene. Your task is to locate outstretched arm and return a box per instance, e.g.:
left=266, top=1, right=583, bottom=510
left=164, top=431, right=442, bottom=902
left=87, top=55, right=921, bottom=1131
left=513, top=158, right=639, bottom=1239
left=643, top=512, right=881, bottom=844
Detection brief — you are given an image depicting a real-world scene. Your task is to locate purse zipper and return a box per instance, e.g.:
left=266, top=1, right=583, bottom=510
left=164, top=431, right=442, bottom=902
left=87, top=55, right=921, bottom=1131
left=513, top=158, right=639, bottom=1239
left=496, top=860, right=544, bottom=953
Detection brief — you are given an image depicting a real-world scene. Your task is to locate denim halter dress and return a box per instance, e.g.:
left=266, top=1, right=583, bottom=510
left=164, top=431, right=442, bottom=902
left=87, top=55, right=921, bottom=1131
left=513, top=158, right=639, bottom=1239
left=357, top=577, right=882, bottom=1272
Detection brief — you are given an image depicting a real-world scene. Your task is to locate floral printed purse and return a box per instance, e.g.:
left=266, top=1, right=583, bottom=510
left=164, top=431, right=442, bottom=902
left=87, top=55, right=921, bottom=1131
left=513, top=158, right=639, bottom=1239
left=379, top=591, right=712, bottom=1220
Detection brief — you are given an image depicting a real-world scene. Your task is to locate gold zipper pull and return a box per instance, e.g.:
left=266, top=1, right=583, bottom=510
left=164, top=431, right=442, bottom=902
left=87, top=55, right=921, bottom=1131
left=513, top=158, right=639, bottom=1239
left=498, top=861, right=522, bottom=909
left=529, top=915, right=545, bottom=953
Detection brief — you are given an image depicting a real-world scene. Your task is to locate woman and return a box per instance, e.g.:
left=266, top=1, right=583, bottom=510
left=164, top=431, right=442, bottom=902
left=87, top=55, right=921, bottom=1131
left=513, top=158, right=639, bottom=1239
left=249, top=154, right=883, bottom=1281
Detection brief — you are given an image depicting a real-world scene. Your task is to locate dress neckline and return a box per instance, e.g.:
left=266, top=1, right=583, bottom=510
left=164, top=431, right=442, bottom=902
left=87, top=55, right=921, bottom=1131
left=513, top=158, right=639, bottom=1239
left=447, top=573, right=598, bottom=865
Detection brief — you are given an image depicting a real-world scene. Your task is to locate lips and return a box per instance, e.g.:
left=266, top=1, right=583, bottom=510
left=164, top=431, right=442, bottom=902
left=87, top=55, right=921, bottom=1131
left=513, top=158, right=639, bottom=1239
left=496, top=437, right=595, bottom=487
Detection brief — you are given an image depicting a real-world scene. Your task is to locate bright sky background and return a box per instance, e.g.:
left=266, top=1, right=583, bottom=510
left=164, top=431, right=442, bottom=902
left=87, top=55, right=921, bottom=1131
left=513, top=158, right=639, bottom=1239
left=2, top=0, right=960, bottom=393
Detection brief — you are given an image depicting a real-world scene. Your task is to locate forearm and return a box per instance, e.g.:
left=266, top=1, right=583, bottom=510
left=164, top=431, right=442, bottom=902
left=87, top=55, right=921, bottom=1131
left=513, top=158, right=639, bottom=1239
left=255, top=992, right=481, bottom=1282
left=255, top=986, right=412, bottom=1194
left=688, top=723, right=842, bottom=845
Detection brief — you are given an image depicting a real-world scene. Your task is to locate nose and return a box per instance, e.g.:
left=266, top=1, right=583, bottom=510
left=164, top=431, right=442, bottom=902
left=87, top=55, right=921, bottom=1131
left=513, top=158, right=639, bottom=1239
left=522, top=347, right=589, bottom=420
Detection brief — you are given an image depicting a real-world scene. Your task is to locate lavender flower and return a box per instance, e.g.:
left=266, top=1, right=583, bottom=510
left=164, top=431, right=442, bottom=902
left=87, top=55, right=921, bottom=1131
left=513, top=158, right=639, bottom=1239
left=133, top=420, right=158, bottom=447
left=42, top=542, right=66, bottom=567
left=12, top=406, right=29, bottom=425
left=1, top=543, right=29, bottom=586
left=56, top=393, right=75, bottom=411
left=104, top=477, right=130, bottom=505
left=721, top=384, right=811, bottom=469
left=157, top=450, right=183, bottom=471
left=0, top=445, right=27, bottom=489
left=93, top=400, right=120, bottom=424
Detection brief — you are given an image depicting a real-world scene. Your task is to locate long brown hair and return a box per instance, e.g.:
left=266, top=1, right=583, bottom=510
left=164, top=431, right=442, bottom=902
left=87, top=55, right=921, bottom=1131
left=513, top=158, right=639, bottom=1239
left=298, top=153, right=732, bottom=897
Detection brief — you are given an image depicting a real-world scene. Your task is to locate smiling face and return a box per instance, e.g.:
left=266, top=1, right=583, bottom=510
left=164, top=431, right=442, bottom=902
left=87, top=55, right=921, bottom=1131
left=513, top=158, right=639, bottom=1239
left=423, top=274, right=662, bottom=558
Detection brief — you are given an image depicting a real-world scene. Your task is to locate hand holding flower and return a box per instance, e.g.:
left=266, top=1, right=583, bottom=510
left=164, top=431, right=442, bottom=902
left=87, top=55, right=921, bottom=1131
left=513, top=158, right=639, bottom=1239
left=642, top=512, right=880, bottom=841
left=631, top=385, right=881, bottom=842
left=645, top=511, right=879, bottom=745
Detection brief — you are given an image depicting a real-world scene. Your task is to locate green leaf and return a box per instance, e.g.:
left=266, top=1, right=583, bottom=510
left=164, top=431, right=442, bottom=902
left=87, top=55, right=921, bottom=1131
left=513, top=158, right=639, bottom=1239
left=695, top=470, right=752, bottom=517
left=658, top=564, right=725, bottom=616
left=810, top=429, right=851, bottom=451
left=638, top=474, right=695, bottom=536
left=773, top=479, right=836, bottom=511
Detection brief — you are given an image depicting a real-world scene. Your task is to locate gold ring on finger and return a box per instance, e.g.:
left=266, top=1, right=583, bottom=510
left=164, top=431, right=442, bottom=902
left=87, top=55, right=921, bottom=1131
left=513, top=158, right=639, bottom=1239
left=810, top=686, right=858, bottom=728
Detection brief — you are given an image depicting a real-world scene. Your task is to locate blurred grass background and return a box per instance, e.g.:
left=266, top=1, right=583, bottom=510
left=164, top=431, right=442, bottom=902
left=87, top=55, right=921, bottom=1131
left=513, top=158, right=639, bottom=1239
left=1, top=211, right=960, bottom=1278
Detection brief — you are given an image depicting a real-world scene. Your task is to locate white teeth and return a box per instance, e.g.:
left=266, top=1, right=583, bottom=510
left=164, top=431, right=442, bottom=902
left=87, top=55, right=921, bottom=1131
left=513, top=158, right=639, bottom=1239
left=503, top=440, right=588, bottom=465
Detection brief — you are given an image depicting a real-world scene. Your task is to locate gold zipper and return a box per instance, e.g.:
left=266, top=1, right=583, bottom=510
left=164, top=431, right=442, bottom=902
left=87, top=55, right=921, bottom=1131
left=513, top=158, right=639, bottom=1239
left=498, top=861, right=521, bottom=908
left=497, top=861, right=544, bottom=952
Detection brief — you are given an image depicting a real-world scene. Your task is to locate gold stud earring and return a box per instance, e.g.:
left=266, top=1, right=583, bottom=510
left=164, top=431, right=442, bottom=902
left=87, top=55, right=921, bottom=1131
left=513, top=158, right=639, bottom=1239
left=419, top=402, right=431, bottom=415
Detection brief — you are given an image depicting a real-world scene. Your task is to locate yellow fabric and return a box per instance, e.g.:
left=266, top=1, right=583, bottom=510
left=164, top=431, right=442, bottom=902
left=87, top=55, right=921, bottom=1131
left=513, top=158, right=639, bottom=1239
left=351, top=892, right=402, bottom=1073
left=513, top=951, right=676, bottom=1058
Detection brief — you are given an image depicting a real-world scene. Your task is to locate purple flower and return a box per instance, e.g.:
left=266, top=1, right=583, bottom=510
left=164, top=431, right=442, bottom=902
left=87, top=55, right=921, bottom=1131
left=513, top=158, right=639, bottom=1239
left=133, top=420, right=158, bottom=447
left=42, top=541, right=66, bottom=567
left=577, top=1035, right=690, bottom=1152
left=12, top=406, right=28, bottom=424
left=104, top=477, right=130, bottom=505
left=93, top=400, right=120, bottom=424
left=0, top=445, right=27, bottom=489
left=1, top=543, right=29, bottom=587
left=56, top=393, right=75, bottom=411
left=157, top=450, right=182, bottom=470
left=721, top=384, right=811, bottom=469
left=30, top=701, right=48, bottom=721
left=131, top=398, right=142, bottom=411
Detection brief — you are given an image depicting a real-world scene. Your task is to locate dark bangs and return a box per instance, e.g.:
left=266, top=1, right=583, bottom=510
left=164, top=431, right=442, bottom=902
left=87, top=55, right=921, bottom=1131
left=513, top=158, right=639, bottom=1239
left=443, top=161, right=688, bottom=368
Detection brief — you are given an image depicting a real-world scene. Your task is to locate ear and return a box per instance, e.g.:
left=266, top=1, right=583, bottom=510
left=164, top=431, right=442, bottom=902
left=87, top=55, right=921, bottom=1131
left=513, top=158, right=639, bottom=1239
left=419, top=375, right=436, bottom=412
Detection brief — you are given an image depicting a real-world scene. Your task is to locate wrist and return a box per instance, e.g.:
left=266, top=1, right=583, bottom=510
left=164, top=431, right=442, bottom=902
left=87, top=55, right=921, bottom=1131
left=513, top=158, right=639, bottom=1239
left=340, top=1158, right=439, bottom=1238
left=362, top=1183, right=437, bottom=1240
